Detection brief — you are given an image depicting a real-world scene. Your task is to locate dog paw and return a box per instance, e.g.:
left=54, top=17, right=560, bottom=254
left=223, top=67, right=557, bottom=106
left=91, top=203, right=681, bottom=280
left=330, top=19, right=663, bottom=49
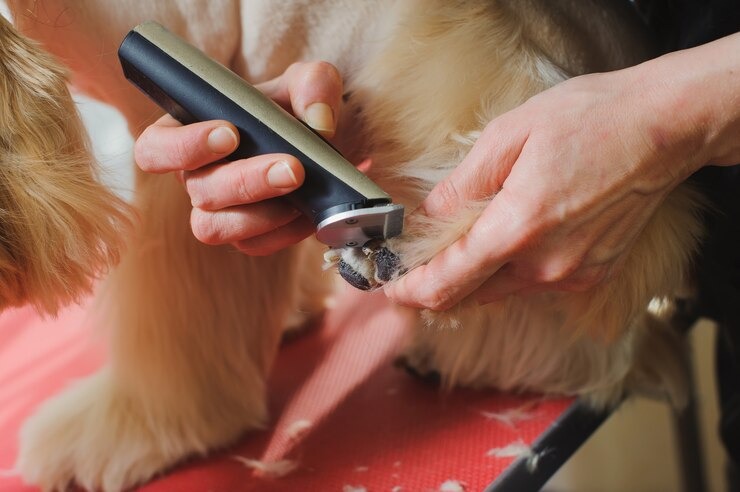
left=324, top=240, right=402, bottom=291
left=17, top=368, right=255, bottom=492
left=17, top=371, right=173, bottom=491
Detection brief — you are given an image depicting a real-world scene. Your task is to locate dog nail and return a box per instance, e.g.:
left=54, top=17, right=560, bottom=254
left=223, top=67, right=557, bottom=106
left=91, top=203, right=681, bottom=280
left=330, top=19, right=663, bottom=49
left=338, top=259, right=372, bottom=291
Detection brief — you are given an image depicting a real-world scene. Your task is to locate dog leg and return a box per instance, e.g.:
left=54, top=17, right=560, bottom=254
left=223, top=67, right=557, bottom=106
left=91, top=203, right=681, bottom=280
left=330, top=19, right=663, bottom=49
left=17, top=174, right=307, bottom=491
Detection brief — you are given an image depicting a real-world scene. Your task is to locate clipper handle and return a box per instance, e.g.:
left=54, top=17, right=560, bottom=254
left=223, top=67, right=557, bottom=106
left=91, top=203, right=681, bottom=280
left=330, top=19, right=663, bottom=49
left=118, top=22, right=403, bottom=247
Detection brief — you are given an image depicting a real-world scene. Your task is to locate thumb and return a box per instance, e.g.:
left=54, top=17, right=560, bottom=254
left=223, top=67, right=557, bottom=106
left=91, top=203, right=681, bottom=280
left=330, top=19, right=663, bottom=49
left=256, top=61, right=343, bottom=138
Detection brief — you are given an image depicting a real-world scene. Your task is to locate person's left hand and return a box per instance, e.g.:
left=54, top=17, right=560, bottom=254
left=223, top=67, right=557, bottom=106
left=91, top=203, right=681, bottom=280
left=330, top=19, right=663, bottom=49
left=383, top=69, right=704, bottom=311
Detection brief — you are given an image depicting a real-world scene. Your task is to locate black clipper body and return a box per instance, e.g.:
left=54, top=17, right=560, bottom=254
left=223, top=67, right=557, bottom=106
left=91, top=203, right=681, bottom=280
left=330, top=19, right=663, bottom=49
left=118, top=21, right=403, bottom=248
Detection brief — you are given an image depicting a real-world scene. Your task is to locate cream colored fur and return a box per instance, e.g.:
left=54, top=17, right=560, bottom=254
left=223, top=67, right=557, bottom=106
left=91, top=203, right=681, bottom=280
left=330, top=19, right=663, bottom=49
left=4, top=0, right=704, bottom=490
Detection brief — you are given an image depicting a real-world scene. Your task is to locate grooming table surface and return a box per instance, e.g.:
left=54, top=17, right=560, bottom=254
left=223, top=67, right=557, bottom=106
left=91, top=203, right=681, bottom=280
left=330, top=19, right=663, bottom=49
left=0, top=287, right=586, bottom=492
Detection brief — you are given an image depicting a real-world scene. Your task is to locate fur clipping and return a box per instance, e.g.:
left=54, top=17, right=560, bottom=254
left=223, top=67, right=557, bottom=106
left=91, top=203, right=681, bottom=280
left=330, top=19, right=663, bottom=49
left=0, top=16, right=133, bottom=314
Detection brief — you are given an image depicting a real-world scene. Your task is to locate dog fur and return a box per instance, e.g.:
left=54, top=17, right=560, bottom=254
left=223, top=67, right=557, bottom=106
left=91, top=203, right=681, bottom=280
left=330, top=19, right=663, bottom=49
left=0, top=14, right=131, bottom=314
left=2, top=1, right=704, bottom=490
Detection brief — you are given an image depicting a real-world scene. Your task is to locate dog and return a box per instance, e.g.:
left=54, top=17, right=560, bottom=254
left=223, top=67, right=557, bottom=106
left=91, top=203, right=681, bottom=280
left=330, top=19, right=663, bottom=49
left=3, top=1, right=704, bottom=490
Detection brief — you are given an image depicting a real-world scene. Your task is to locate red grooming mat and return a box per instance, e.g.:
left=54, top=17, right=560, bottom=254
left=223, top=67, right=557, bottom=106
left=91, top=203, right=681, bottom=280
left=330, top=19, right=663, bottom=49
left=0, top=286, right=576, bottom=492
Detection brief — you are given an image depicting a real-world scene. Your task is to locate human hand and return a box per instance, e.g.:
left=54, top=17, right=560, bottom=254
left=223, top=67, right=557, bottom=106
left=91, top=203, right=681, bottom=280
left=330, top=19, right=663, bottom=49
left=384, top=65, right=717, bottom=310
left=134, top=61, right=343, bottom=255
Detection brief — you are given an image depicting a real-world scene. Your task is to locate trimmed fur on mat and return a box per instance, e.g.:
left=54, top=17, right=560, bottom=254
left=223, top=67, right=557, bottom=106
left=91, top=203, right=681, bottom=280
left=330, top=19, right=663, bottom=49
left=0, top=15, right=133, bottom=314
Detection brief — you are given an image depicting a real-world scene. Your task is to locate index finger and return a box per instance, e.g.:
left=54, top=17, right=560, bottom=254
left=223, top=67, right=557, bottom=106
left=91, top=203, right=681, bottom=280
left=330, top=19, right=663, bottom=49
left=256, top=61, right=343, bottom=138
left=135, top=114, right=239, bottom=173
left=384, top=117, right=527, bottom=309
left=386, top=120, right=521, bottom=309
left=384, top=189, right=521, bottom=310
left=384, top=232, right=500, bottom=311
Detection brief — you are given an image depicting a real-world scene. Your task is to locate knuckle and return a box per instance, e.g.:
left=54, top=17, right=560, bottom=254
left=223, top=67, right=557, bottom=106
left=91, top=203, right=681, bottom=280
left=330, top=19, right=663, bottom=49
left=311, top=60, right=341, bottom=80
left=300, top=60, right=337, bottom=75
left=432, top=181, right=462, bottom=216
left=538, top=258, right=581, bottom=284
left=172, top=135, right=195, bottom=170
left=286, top=61, right=312, bottom=82
left=233, top=167, right=258, bottom=204
left=293, top=60, right=342, bottom=91
left=190, top=209, right=221, bottom=245
left=184, top=174, right=206, bottom=208
left=421, top=289, right=455, bottom=312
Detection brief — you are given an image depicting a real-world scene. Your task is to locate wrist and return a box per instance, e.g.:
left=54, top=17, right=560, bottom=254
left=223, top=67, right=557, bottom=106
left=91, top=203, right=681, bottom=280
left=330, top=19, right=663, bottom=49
left=642, top=34, right=740, bottom=172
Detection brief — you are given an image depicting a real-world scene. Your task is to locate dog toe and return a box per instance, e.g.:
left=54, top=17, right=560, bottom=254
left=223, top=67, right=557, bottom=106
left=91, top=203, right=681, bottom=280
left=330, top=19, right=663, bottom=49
left=338, top=258, right=373, bottom=290
left=372, top=246, right=402, bottom=282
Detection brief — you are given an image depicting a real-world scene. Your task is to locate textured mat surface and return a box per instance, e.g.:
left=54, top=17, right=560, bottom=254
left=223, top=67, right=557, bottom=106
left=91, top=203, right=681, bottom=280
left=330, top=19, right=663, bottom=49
left=0, top=287, right=572, bottom=491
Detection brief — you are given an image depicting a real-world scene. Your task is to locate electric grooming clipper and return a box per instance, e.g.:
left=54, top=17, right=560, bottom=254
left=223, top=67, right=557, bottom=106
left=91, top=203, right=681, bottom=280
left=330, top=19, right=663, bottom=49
left=118, top=21, right=403, bottom=248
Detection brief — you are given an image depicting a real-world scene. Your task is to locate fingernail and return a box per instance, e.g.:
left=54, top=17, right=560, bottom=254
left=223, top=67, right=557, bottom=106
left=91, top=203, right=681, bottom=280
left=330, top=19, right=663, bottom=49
left=267, top=160, right=299, bottom=188
left=304, top=102, right=335, bottom=137
left=207, top=126, right=238, bottom=154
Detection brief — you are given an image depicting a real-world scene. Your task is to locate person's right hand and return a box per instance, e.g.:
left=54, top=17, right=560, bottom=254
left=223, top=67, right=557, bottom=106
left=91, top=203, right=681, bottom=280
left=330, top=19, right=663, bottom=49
left=134, top=61, right=344, bottom=255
